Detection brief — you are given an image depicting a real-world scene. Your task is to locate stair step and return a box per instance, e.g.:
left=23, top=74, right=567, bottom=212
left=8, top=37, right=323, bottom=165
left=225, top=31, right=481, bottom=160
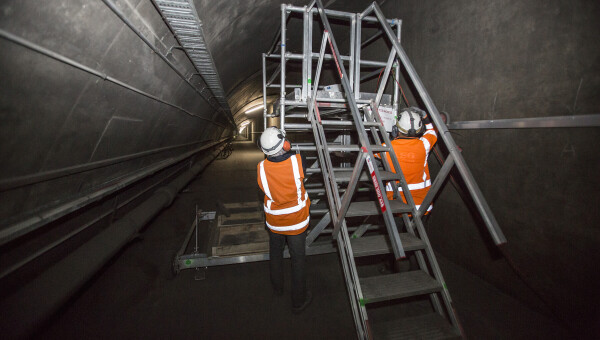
left=307, top=187, right=349, bottom=195
left=291, top=144, right=391, bottom=152
left=284, top=121, right=381, bottom=131
left=360, top=270, right=442, bottom=304
left=328, top=145, right=391, bottom=152
left=321, top=120, right=381, bottom=127
left=306, top=188, right=350, bottom=196
left=307, top=188, right=325, bottom=195
left=335, top=170, right=400, bottom=182
left=351, top=234, right=425, bottom=257
left=372, top=313, right=461, bottom=340
left=346, top=200, right=410, bottom=217
left=310, top=200, right=410, bottom=216
left=305, top=168, right=400, bottom=182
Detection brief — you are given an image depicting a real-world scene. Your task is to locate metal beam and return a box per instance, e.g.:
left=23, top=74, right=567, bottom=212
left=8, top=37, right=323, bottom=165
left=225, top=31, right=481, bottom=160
left=0, top=143, right=228, bottom=339
left=265, top=52, right=388, bottom=67
left=177, top=241, right=336, bottom=269
left=447, top=114, right=600, bottom=129
left=0, top=139, right=212, bottom=192
left=361, top=30, right=383, bottom=47
left=417, top=154, right=455, bottom=218
left=285, top=4, right=396, bottom=24
left=0, top=163, right=186, bottom=280
left=0, top=139, right=229, bottom=246
left=373, top=2, right=507, bottom=246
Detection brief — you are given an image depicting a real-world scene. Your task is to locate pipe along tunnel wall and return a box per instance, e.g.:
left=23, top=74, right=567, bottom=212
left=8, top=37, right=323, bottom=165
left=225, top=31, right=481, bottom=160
left=0, top=0, right=233, bottom=336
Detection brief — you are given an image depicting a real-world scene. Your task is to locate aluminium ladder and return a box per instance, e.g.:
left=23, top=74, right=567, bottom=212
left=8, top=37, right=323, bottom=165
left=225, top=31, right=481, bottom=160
left=266, top=1, right=507, bottom=338
left=305, top=27, right=461, bottom=338
left=272, top=2, right=464, bottom=339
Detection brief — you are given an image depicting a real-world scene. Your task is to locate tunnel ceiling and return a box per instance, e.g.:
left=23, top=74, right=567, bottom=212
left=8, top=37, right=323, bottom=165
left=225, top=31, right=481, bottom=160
left=193, top=0, right=388, bottom=124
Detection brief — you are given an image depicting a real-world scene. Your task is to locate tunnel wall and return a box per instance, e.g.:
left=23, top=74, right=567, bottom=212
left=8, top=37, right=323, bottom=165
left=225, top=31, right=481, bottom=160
left=0, top=0, right=233, bottom=228
left=377, top=0, right=600, bottom=335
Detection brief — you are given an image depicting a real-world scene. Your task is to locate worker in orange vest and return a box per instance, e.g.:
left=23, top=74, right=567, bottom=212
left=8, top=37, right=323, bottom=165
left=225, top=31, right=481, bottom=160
left=257, top=127, right=312, bottom=313
left=383, top=107, right=437, bottom=214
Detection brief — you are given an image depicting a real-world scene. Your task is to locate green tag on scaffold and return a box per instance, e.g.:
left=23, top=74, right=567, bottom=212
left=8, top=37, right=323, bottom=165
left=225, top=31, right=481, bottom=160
left=359, top=298, right=367, bottom=306
left=185, top=259, right=192, bottom=266
left=308, top=78, right=312, bottom=84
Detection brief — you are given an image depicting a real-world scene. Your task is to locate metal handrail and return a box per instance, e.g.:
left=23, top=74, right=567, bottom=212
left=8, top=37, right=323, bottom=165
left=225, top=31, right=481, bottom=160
left=372, top=1, right=507, bottom=246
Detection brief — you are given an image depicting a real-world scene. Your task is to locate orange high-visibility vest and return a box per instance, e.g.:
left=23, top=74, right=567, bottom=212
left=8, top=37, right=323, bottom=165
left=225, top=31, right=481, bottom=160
left=384, top=123, right=437, bottom=213
left=257, top=154, right=310, bottom=235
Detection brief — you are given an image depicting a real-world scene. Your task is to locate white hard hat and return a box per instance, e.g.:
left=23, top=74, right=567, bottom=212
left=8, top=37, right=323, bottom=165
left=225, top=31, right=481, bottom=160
left=259, top=127, right=286, bottom=156
left=396, top=107, right=424, bottom=137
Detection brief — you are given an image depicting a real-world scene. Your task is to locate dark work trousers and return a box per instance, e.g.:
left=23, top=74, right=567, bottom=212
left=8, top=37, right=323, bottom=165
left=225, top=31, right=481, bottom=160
left=268, top=229, right=307, bottom=307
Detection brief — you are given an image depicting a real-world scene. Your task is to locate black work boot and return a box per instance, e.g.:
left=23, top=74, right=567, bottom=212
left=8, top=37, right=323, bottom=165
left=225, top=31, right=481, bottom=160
left=292, top=290, right=312, bottom=314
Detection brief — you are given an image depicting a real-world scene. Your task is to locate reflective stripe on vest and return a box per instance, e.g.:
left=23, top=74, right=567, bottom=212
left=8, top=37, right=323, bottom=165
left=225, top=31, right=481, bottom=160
left=386, top=179, right=432, bottom=192
left=259, top=161, right=272, bottom=200
left=259, top=155, right=308, bottom=216
left=264, top=192, right=309, bottom=215
left=416, top=204, right=433, bottom=212
left=266, top=215, right=310, bottom=232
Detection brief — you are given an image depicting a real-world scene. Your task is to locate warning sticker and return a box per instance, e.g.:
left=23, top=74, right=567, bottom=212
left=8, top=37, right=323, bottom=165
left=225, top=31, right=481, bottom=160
left=199, top=211, right=216, bottom=220
left=364, top=152, right=387, bottom=212
left=377, top=105, right=396, bottom=132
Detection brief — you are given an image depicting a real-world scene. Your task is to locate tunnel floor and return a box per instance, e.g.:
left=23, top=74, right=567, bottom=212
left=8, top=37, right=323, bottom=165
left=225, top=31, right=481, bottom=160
left=39, top=139, right=570, bottom=339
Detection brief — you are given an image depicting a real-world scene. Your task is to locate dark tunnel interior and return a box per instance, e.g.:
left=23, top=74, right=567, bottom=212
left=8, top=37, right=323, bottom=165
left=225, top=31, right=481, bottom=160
left=0, top=0, right=599, bottom=339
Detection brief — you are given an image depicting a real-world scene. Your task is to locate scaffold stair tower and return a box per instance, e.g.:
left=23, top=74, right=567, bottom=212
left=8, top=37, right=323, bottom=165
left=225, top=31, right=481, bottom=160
left=263, top=1, right=507, bottom=338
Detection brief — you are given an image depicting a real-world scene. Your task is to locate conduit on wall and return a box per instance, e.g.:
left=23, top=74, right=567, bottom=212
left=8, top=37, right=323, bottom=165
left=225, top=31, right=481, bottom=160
left=0, top=141, right=228, bottom=339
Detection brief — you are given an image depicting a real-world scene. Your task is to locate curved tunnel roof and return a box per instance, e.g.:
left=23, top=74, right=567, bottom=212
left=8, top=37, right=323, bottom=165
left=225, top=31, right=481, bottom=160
left=194, top=0, right=384, bottom=124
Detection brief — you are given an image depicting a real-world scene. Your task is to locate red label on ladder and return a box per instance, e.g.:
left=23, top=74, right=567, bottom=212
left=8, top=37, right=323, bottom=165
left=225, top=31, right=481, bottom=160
left=363, top=148, right=387, bottom=213
left=314, top=101, right=322, bottom=123
left=326, top=35, right=344, bottom=80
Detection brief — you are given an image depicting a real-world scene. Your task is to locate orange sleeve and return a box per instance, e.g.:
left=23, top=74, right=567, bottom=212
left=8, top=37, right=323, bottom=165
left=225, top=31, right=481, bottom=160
left=420, top=125, right=437, bottom=154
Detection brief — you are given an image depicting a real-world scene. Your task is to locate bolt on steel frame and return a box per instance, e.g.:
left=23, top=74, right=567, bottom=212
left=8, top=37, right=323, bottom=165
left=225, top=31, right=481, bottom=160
left=262, top=1, right=508, bottom=339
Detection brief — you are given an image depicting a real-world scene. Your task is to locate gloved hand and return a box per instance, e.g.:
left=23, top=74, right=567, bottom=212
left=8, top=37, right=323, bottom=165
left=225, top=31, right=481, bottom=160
left=411, top=107, right=431, bottom=124
left=410, top=107, right=427, bottom=118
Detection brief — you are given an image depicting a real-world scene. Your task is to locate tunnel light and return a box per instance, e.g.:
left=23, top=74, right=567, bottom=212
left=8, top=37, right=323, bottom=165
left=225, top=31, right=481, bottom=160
left=238, top=121, right=250, bottom=133
left=244, top=104, right=264, bottom=114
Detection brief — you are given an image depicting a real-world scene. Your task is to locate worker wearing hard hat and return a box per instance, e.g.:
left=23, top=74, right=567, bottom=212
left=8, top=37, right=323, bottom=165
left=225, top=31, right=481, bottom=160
left=257, top=127, right=312, bottom=313
left=384, top=107, right=437, bottom=214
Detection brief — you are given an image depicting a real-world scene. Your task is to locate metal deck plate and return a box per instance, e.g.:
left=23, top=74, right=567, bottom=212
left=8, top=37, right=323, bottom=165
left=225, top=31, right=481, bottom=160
left=351, top=233, right=425, bottom=257
left=346, top=200, right=411, bottom=217
left=361, top=270, right=442, bottom=304
left=335, top=170, right=401, bottom=183
left=372, top=313, right=462, bottom=340
left=212, top=223, right=269, bottom=257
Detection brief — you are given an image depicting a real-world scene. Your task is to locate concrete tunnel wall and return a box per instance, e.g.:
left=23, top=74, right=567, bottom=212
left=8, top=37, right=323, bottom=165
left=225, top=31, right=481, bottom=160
left=0, top=1, right=233, bottom=230
left=372, top=0, right=600, bottom=335
left=0, top=0, right=234, bottom=304
left=0, top=0, right=599, bottom=337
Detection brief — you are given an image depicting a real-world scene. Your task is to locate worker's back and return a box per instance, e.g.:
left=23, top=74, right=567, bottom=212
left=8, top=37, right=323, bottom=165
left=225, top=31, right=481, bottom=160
left=257, top=153, right=310, bottom=235
left=385, top=123, right=437, bottom=212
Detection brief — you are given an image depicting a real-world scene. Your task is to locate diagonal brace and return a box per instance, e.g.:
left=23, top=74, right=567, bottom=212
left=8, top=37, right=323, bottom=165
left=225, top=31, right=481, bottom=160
left=332, top=152, right=366, bottom=238
left=417, top=154, right=455, bottom=218
left=306, top=212, right=331, bottom=246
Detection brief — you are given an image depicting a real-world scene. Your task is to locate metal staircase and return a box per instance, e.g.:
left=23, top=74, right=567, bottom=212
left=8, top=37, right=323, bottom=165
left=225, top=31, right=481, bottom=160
left=263, top=1, right=507, bottom=338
